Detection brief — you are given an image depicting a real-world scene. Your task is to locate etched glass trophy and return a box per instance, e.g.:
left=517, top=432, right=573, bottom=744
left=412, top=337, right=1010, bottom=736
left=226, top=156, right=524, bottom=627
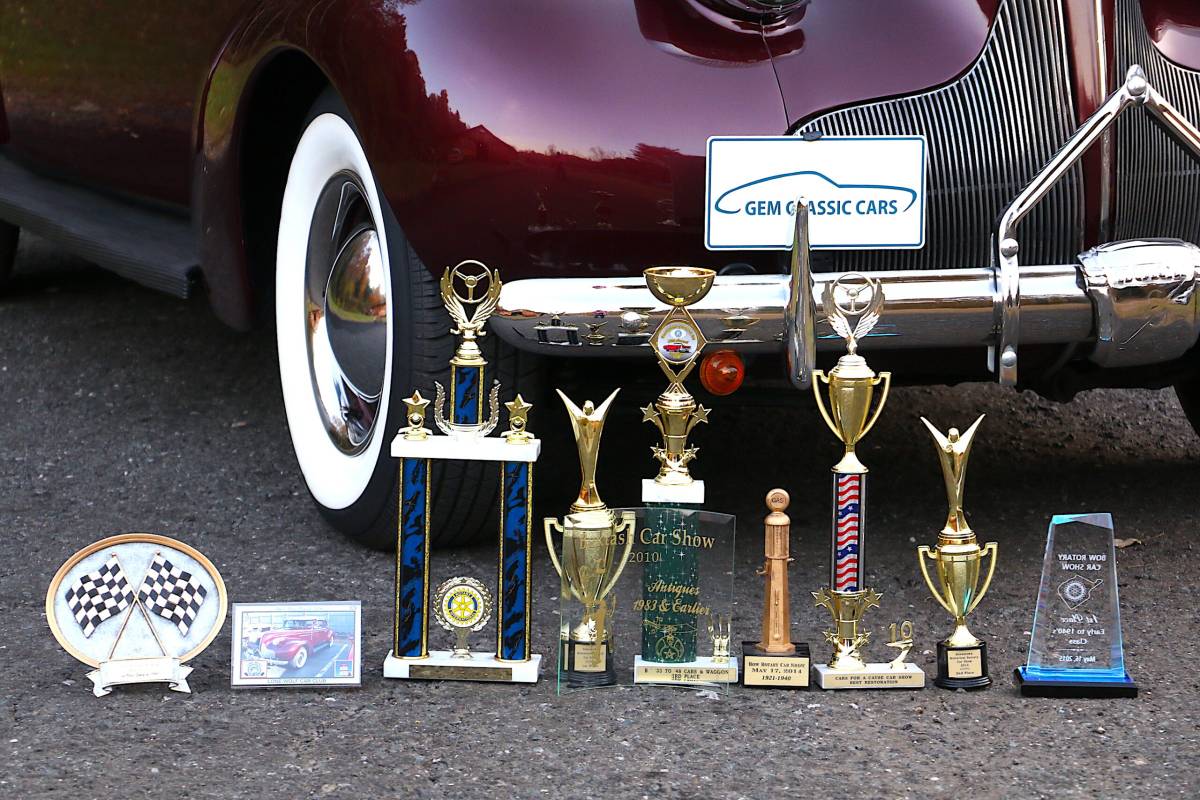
left=1016, top=513, right=1136, bottom=697
left=384, top=260, right=542, bottom=683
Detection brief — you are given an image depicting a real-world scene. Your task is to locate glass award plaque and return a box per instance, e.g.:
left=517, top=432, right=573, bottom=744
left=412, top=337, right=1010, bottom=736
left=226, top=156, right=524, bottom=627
left=553, top=507, right=737, bottom=692
left=1015, top=513, right=1137, bottom=697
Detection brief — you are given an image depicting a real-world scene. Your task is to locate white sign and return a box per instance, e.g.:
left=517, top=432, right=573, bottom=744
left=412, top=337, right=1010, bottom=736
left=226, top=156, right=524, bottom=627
left=705, top=136, right=927, bottom=251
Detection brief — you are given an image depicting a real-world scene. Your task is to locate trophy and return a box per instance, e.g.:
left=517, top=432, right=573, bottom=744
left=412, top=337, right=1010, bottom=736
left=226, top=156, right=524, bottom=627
left=46, top=534, right=227, bottom=696
left=741, top=489, right=811, bottom=688
left=810, top=274, right=923, bottom=689
left=1016, top=513, right=1137, bottom=697
left=632, top=266, right=738, bottom=686
left=385, top=260, right=542, bottom=684
left=917, top=415, right=998, bottom=689
left=544, top=389, right=636, bottom=689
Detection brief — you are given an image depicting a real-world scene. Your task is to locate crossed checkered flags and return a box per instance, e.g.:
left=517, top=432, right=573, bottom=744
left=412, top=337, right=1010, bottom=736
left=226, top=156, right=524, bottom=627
left=66, top=553, right=208, bottom=639
left=65, top=556, right=135, bottom=638
left=137, top=554, right=208, bottom=636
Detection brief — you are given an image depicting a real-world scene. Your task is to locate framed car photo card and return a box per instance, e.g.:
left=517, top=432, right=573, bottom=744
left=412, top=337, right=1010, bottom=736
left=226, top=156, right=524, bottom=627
left=230, top=601, right=361, bottom=688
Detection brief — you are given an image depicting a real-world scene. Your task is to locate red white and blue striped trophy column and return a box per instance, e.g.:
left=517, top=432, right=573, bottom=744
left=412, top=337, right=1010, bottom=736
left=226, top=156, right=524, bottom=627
left=810, top=274, right=924, bottom=689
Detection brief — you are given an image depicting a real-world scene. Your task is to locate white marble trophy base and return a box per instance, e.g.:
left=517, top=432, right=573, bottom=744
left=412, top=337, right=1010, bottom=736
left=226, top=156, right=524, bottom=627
left=813, top=662, right=926, bottom=690
left=383, top=650, right=541, bottom=683
left=641, top=479, right=705, bottom=505
left=633, top=655, right=737, bottom=686
left=391, top=434, right=541, bottom=463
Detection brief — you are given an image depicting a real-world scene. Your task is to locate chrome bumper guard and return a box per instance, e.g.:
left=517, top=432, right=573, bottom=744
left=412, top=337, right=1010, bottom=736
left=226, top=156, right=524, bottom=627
left=492, top=66, right=1200, bottom=388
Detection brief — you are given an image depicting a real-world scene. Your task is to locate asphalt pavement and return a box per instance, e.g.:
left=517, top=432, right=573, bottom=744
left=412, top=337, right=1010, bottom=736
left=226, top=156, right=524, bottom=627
left=2, top=235, right=1198, bottom=799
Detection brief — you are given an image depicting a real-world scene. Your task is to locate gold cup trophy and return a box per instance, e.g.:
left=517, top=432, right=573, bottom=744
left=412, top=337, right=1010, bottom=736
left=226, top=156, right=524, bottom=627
left=810, top=274, right=924, bottom=689
left=544, top=389, right=636, bottom=689
left=917, top=415, right=998, bottom=689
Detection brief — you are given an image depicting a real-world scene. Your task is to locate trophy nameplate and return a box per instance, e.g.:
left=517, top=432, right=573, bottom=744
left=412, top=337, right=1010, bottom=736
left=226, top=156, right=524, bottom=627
left=46, top=533, right=227, bottom=697
left=1015, top=513, right=1136, bottom=698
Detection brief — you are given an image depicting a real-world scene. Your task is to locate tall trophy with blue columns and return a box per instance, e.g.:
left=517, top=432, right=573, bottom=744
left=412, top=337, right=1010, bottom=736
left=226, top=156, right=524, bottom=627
left=384, top=260, right=542, bottom=683
left=811, top=274, right=924, bottom=689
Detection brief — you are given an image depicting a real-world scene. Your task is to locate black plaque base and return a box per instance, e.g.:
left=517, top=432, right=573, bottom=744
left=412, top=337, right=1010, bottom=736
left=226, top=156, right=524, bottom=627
left=565, top=640, right=616, bottom=689
left=1014, top=667, right=1138, bottom=698
left=934, top=640, right=991, bottom=690
left=740, top=642, right=811, bottom=689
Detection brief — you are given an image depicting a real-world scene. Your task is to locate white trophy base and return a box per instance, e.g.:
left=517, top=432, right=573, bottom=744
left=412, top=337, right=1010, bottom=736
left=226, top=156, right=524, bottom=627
left=86, top=656, right=193, bottom=697
left=641, top=479, right=705, bottom=505
left=383, top=650, right=541, bottom=684
left=391, top=435, right=540, bottom=464
left=633, top=655, right=737, bottom=686
left=813, top=662, right=926, bottom=690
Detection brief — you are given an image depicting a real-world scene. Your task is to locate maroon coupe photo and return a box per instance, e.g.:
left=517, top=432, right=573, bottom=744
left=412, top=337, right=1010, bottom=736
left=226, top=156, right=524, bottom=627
left=1, top=0, right=1199, bottom=548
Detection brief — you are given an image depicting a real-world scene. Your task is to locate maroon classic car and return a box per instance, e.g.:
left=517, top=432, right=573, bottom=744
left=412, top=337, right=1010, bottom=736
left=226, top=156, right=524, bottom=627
left=1, top=1, right=1199, bottom=547
left=259, top=618, right=334, bottom=670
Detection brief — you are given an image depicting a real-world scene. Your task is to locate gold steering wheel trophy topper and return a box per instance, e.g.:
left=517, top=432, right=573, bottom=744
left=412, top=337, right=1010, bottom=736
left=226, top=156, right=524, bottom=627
left=741, top=489, right=812, bottom=688
left=917, top=415, right=999, bottom=690
left=433, top=577, right=493, bottom=659
left=809, top=275, right=922, bottom=689
left=641, top=266, right=715, bottom=495
left=434, top=260, right=503, bottom=436
left=544, top=389, right=636, bottom=689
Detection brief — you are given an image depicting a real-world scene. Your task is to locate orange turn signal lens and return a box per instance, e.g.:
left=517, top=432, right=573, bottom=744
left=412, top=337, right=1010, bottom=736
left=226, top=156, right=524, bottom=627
left=699, top=349, right=745, bottom=396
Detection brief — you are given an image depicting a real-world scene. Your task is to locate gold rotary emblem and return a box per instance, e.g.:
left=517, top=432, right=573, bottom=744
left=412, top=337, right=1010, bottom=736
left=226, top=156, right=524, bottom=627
left=433, top=576, right=492, bottom=634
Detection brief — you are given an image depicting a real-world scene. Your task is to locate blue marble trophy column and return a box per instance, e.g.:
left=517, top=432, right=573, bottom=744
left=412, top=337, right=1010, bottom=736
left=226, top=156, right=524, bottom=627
left=394, top=457, right=431, bottom=658
left=498, top=459, right=533, bottom=661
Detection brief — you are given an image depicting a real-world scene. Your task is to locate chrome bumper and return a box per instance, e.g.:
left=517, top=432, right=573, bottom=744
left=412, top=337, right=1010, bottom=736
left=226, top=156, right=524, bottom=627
left=492, top=66, right=1200, bottom=388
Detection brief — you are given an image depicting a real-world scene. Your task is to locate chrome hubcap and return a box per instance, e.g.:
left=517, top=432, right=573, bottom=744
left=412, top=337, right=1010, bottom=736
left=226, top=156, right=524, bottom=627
left=305, top=174, right=388, bottom=454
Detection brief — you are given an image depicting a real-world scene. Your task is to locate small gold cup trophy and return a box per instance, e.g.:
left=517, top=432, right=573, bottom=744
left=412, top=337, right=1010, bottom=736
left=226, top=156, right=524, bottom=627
left=544, top=389, right=636, bottom=690
left=633, top=266, right=738, bottom=686
left=741, top=489, right=812, bottom=688
left=811, top=275, right=924, bottom=689
left=917, top=415, right=998, bottom=689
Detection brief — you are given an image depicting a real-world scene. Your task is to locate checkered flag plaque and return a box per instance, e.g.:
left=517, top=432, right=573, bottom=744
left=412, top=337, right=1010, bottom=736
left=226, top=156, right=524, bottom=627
left=137, top=555, right=208, bottom=636
left=65, top=556, right=134, bottom=638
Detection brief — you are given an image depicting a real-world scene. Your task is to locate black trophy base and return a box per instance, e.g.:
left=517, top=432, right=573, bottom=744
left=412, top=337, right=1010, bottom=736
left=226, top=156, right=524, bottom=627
left=1014, top=667, right=1138, bottom=698
left=741, top=642, right=811, bottom=689
left=565, top=639, right=617, bottom=689
left=934, top=640, right=992, bottom=690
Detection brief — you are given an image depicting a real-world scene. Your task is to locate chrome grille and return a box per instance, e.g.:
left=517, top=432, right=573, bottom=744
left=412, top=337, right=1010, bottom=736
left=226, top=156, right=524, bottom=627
left=797, top=0, right=1083, bottom=272
left=1114, top=0, right=1200, bottom=243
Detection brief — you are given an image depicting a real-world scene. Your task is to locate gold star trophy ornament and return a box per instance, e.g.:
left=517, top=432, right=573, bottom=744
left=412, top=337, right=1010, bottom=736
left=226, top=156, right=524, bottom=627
left=917, top=414, right=998, bottom=689
left=810, top=273, right=923, bottom=689
left=401, top=391, right=431, bottom=440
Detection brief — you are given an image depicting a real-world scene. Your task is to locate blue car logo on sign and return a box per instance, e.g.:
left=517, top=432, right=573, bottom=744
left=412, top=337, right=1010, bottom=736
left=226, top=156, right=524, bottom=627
left=713, top=171, right=918, bottom=217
